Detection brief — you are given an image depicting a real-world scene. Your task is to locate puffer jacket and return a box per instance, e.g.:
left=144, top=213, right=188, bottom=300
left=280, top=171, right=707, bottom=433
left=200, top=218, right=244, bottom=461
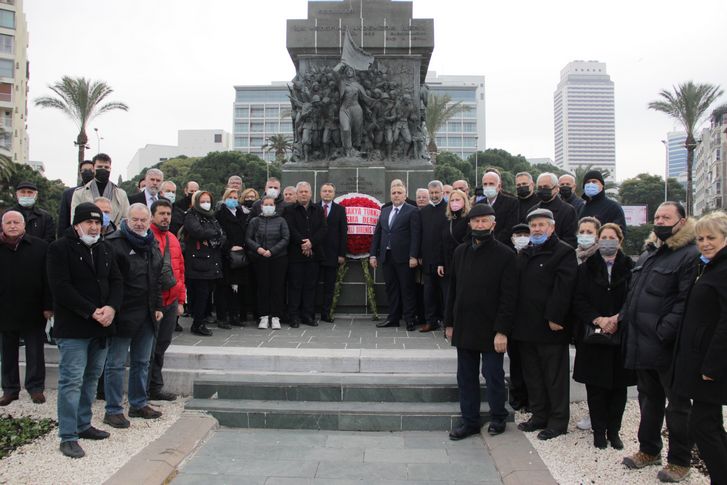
left=621, top=218, right=699, bottom=370
left=183, top=210, right=225, bottom=280
left=151, top=224, right=186, bottom=306
left=245, top=214, right=290, bottom=260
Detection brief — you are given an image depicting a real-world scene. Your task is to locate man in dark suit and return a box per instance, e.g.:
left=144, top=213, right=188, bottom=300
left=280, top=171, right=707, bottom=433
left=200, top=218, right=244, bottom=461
left=476, top=171, right=519, bottom=247
left=370, top=182, right=421, bottom=331
left=58, top=160, right=95, bottom=238
left=418, top=180, right=447, bottom=332
left=318, top=183, right=348, bottom=323
left=532, top=172, right=578, bottom=248
left=128, top=168, right=164, bottom=209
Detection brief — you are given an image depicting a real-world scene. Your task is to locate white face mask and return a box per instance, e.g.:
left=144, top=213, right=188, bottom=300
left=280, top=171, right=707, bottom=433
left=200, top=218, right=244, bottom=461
left=78, top=227, right=100, bottom=246
left=162, top=192, right=176, bottom=204
left=512, top=235, right=530, bottom=250
left=266, top=188, right=280, bottom=199
left=577, top=234, right=596, bottom=248
left=483, top=187, right=497, bottom=199
left=199, top=202, right=212, bottom=211
left=261, top=205, right=275, bottom=217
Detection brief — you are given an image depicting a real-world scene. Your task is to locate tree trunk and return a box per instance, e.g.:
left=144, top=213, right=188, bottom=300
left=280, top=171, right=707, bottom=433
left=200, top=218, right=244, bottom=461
left=685, top=134, right=696, bottom=216
left=76, top=130, right=88, bottom=185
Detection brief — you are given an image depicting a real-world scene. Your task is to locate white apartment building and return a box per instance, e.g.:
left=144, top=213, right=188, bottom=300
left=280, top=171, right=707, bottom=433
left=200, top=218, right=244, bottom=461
left=0, top=0, right=28, bottom=164
left=694, top=107, right=727, bottom=216
left=554, top=60, right=615, bottom=179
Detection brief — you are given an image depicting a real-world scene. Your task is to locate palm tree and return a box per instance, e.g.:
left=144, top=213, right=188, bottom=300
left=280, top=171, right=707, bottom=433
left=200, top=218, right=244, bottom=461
left=34, top=76, right=129, bottom=167
left=649, top=81, right=723, bottom=215
left=573, top=164, right=614, bottom=191
left=262, top=134, right=294, bottom=162
left=425, top=93, right=471, bottom=159
left=0, top=152, right=13, bottom=186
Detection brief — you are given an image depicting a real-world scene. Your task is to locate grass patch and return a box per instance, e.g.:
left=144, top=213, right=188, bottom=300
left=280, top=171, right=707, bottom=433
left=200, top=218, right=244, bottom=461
left=0, top=414, right=57, bottom=459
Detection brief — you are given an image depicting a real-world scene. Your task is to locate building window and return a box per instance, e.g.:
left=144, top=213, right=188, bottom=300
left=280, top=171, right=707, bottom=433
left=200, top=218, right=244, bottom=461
left=265, top=106, right=279, bottom=118
left=214, top=133, right=222, bottom=143
left=250, top=123, right=263, bottom=133
left=0, top=9, right=14, bottom=29
left=234, top=122, right=248, bottom=134
left=0, top=82, right=10, bottom=102
left=462, top=137, right=476, bottom=148
left=462, top=122, right=476, bottom=133
left=0, top=59, right=12, bottom=78
left=235, top=107, right=249, bottom=118
left=234, top=136, right=249, bottom=148
left=0, top=34, right=12, bottom=54
left=280, top=122, right=293, bottom=132
left=250, top=106, right=264, bottom=118
left=265, top=121, right=278, bottom=132
left=250, top=137, right=264, bottom=147
left=447, top=121, right=460, bottom=132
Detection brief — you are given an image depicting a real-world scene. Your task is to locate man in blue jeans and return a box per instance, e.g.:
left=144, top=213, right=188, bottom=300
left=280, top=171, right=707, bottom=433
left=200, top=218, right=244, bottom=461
left=47, top=202, right=123, bottom=458
left=103, top=203, right=164, bottom=428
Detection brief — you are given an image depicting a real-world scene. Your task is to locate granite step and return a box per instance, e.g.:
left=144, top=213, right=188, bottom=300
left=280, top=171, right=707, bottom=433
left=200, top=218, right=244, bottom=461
left=185, top=398, right=509, bottom=431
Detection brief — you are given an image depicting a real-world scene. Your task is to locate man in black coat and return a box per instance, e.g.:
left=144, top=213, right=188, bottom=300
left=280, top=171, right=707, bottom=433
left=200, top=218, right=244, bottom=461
left=445, top=204, right=517, bottom=440
left=252, top=177, right=286, bottom=216
left=103, top=203, right=164, bottom=429
left=58, top=160, right=95, bottom=237
left=128, top=168, right=164, bottom=209
left=317, top=183, right=347, bottom=323
left=620, top=202, right=697, bottom=478
left=370, top=182, right=421, bottom=330
left=0, top=211, right=52, bottom=406
left=283, top=181, right=327, bottom=327
left=419, top=180, right=447, bottom=332
left=579, top=169, right=626, bottom=232
left=513, top=208, right=577, bottom=441
left=47, top=202, right=123, bottom=458
left=532, top=173, right=577, bottom=247
left=558, top=174, right=585, bottom=214
left=159, top=180, right=186, bottom=237
left=12, top=181, right=56, bottom=243
left=515, top=172, right=539, bottom=222
left=475, top=171, right=519, bottom=247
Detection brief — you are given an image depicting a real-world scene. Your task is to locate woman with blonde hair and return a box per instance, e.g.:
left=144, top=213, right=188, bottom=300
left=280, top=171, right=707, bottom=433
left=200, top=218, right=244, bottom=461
left=436, top=189, right=471, bottom=309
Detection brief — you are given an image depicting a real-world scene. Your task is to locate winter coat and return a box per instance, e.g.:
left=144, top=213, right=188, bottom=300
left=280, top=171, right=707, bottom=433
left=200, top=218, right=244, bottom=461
left=533, top=196, right=577, bottom=248
left=283, top=202, right=327, bottom=263
left=46, top=227, right=123, bottom=338
left=572, top=251, right=636, bottom=389
left=245, top=214, right=290, bottom=260
left=106, top=230, right=163, bottom=337
left=437, top=213, right=469, bottom=270
left=578, top=191, right=626, bottom=233
left=71, top=180, right=129, bottom=228
left=216, top=205, right=251, bottom=284
left=672, top=247, right=727, bottom=404
left=182, top=209, right=225, bottom=280
left=621, top=219, right=699, bottom=370
left=170, top=204, right=186, bottom=238
left=561, top=192, right=585, bottom=214
left=512, top=233, right=578, bottom=344
left=444, top=236, right=518, bottom=352
left=518, top=193, right=539, bottom=222
left=0, top=235, right=52, bottom=332
left=13, top=204, right=56, bottom=243
left=151, top=224, right=186, bottom=306
left=419, top=202, right=447, bottom=273
left=57, top=186, right=77, bottom=237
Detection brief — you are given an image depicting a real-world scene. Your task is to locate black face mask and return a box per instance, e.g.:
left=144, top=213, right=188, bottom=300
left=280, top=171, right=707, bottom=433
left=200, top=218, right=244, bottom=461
left=559, top=186, right=572, bottom=199
left=80, top=169, right=94, bottom=184
left=243, top=200, right=254, bottom=208
left=537, top=188, right=554, bottom=202
left=154, top=223, right=170, bottom=233
left=654, top=223, right=679, bottom=242
left=94, top=168, right=110, bottom=184
left=516, top=186, right=532, bottom=199
left=471, top=228, right=493, bottom=242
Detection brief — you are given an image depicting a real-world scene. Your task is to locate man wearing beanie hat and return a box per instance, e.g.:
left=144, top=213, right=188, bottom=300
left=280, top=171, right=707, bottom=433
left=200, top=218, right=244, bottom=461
left=12, top=180, right=56, bottom=243
left=445, top=202, right=517, bottom=439
left=47, top=202, right=124, bottom=459
left=512, top=207, right=577, bottom=441
left=579, top=170, right=626, bottom=232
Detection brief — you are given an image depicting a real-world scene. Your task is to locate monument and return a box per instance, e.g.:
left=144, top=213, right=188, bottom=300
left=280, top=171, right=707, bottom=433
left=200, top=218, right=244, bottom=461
left=283, top=0, right=435, bottom=202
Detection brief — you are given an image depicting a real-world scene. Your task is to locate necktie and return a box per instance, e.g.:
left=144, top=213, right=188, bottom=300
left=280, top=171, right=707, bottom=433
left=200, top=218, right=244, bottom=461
left=324, top=203, right=329, bottom=218
left=390, top=207, right=399, bottom=227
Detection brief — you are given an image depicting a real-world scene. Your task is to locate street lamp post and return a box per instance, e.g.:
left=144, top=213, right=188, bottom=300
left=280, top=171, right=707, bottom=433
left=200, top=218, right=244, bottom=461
left=474, top=136, right=479, bottom=186
left=94, top=128, right=103, bottom=154
left=661, top=139, right=668, bottom=202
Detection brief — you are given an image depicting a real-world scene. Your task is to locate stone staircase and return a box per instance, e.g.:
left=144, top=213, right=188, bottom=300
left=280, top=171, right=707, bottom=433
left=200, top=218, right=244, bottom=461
left=186, top=373, right=504, bottom=432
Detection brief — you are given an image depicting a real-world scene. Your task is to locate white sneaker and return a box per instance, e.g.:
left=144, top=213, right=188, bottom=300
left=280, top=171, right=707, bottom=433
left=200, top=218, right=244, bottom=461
left=271, top=317, right=281, bottom=329
left=576, top=416, right=592, bottom=430
left=258, top=316, right=269, bottom=329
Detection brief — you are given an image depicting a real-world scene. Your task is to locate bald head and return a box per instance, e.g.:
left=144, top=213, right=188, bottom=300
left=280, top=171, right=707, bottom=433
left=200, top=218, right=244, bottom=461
left=1, top=210, right=25, bottom=237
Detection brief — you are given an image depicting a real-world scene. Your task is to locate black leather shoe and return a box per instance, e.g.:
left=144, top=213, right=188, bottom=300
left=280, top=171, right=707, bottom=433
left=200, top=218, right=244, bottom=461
left=78, top=426, right=110, bottom=440
left=487, top=420, right=506, bottom=436
left=217, top=321, right=232, bottom=329
left=302, top=319, right=318, bottom=327
left=517, top=419, right=547, bottom=432
left=449, top=425, right=480, bottom=441
left=204, top=316, right=217, bottom=325
left=608, top=432, right=624, bottom=450
left=594, top=432, right=607, bottom=449
left=320, top=316, right=335, bottom=323
left=60, top=440, right=85, bottom=458
left=376, top=320, right=400, bottom=328
left=290, top=318, right=300, bottom=329
left=509, top=400, right=528, bottom=411
left=191, top=323, right=213, bottom=336
left=406, top=322, right=416, bottom=331
left=537, top=428, right=565, bottom=440
left=174, top=322, right=183, bottom=332
left=149, top=390, right=177, bottom=401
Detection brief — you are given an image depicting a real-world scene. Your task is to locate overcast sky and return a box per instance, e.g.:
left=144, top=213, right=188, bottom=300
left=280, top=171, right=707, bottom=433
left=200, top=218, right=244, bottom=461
left=25, top=0, right=727, bottom=186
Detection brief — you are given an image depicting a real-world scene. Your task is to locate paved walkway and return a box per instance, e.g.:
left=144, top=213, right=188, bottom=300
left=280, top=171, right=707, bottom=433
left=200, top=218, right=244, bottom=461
left=173, top=428, right=502, bottom=484
left=172, top=315, right=450, bottom=350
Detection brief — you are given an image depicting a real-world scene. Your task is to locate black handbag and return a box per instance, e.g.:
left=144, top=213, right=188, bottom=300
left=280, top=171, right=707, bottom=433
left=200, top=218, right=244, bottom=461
left=160, top=234, right=177, bottom=291
left=229, top=248, right=249, bottom=269
left=582, top=321, right=620, bottom=346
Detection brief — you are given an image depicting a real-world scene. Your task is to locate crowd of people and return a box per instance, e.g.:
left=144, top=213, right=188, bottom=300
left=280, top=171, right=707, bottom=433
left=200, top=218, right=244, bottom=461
left=0, top=154, right=725, bottom=484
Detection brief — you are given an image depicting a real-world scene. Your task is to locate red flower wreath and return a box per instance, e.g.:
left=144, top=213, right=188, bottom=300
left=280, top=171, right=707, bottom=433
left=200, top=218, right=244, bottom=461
left=334, top=193, right=383, bottom=258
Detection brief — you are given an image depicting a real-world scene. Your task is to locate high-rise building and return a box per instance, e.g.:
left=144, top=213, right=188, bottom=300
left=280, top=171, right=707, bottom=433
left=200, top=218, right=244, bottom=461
left=553, top=60, right=615, bottom=178
left=0, top=0, right=28, bottom=165
left=666, top=131, right=687, bottom=179
left=232, top=72, right=485, bottom=162
left=694, top=107, right=727, bottom=216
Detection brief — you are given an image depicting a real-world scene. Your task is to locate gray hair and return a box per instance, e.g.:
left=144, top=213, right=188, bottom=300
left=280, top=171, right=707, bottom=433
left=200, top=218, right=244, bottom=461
left=416, top=188, right=430, bottom=197
left=537, top=172, right=559, bottom=188
left=284, top=185, right=297, bottom=193
left=228, top=175, right=242, bottom=183
left=161, top=180, right=176, bottom=190
left=515, top=172, right=533, bottom=183
left=145, top=168, right=164, bottom=180
left=295, top=181, right=311, bottom=191
left=127, top=203, right=151, bottom=218
left=427, top=180, right=443, bottom=191
left=93, top=196, right=112, bottom=205
left=559, top=174, right=576, bottom=185
left=482, top=171, right=501, bottom=185
left=1, top=210, right=23, bottom=224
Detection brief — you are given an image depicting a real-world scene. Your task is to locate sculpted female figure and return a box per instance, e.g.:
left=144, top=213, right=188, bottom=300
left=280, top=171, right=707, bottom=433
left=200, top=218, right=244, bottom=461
left=337, top=64, right=374, bottom=157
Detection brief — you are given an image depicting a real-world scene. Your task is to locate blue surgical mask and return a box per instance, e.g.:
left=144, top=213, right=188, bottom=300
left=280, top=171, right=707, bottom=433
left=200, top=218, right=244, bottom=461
left=530, top=233, right=548, bottom=246
left=102, top=213, right=111, bottom=228
left=700, top=255, right=711, bottom=265
left=443, top=196, right=449, bottom=203
left=225, top=198, right=239, bottom=209
left=584, top=183, right=601, bottom=198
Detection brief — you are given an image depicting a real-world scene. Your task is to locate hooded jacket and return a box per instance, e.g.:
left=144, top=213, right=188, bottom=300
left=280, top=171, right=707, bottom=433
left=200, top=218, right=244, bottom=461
left=621, top=218, right=699, bottom=370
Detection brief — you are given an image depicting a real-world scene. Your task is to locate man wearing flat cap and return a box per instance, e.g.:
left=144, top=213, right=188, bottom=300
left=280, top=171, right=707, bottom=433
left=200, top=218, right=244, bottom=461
left=444, top=203, right=517, bottom=440
left=12, top=180, right=56, bottom=243
left=47, top=202, right=123, bottom=459
left=512, top=208, right=577, bottom=441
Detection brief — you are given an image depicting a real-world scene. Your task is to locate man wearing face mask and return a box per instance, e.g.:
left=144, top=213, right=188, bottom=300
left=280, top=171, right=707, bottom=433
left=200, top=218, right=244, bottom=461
left=93, top=197, right=117, bottom=236
left=159, top=181, right=184, bottom=236
left=579, top=170, right=626, bottom=233
left=58, top=160, right=95, bottom=237
left=515, top=172, right=539, bottom=222
left=532, top=173, right=577, bottom=248
left=128, top=168, right=164, bottom=209
left=252, top=177, right=285, bottom=216
left=508, top=223, right=531, bottom=412
left=558, top=174, right=585, bottom=214
left=71, top=153, right=129, bottom=229
left=11, top=181, right=56, bottom=243
left=620, top=202, right=697, bottom=478
left=173, top=180, right=199, bottom=217
left=444, top=204, right=517, bottom=439
left=513, top=208, right=577, bottom=441
left=474, top=171, right=520, bottom=248
left=47, top=202, right=123, bottom=458
left=418, top=180, right=447, bottom=332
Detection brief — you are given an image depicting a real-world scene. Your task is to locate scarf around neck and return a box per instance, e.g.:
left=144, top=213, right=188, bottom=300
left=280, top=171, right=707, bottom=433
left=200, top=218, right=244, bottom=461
left=120, top=220, right=155, bottom=251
